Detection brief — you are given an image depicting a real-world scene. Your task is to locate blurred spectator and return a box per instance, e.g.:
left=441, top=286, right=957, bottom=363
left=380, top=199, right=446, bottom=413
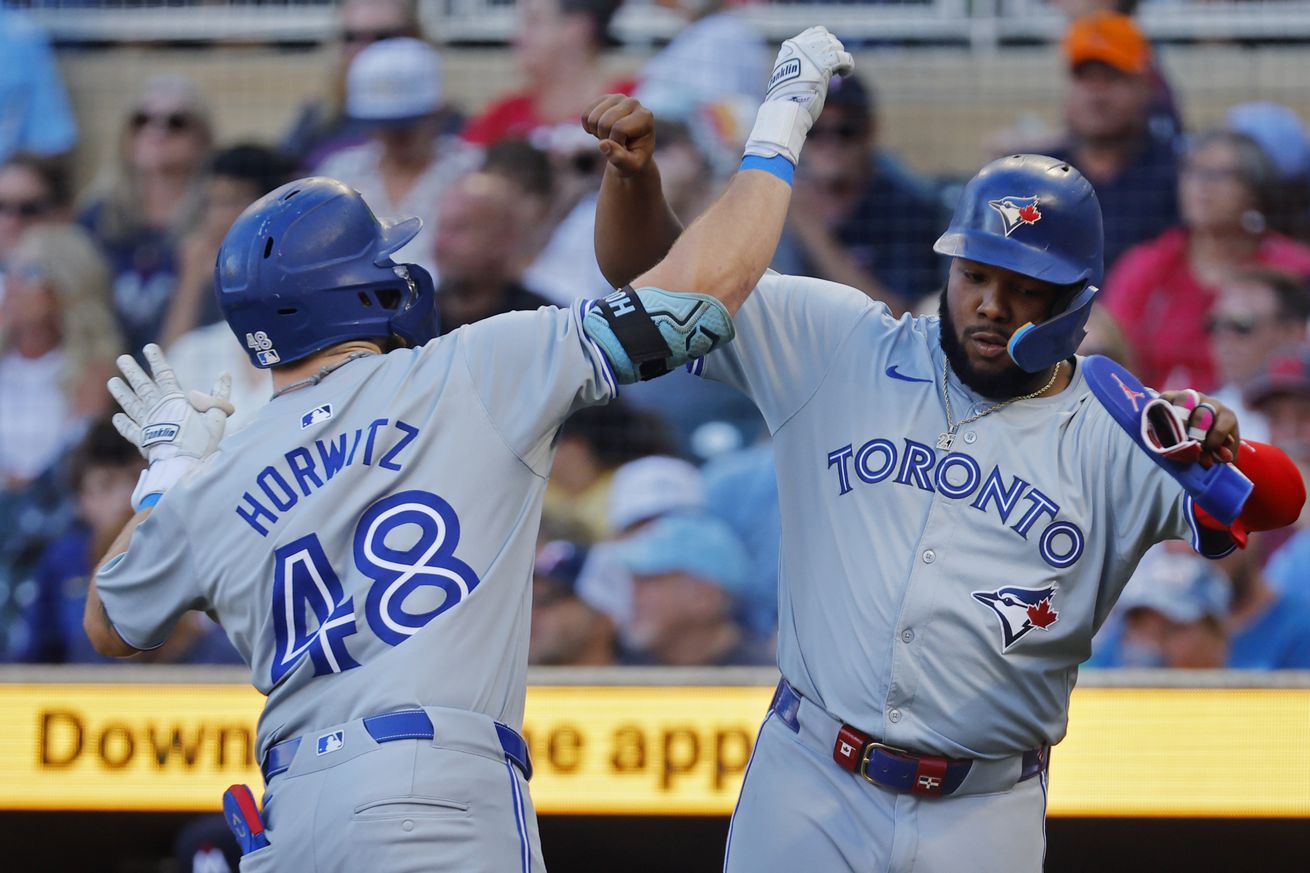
left=1207, top=269, right=1310, bottom=444
left=79, top=76, right=214, bottom=352
left=607, top=455, right=705, bottom=535
left=281, top=0, right=425, bottom=170
left=1221, top=534, right=1310, bottom=669
left=482, top=138, right=556, bottom=248
left=1226, top=102, right=1310, bottom=244
left=529, top=540, right=618, bottom=666
left=703, top=440, right=780, bottom=639
left=0, top=10, right=77, bottom=163
left=434, top=172, right=551, bottom=333
left=0, top=153, right=72, bottom=299
left=633, top=0, right=769, bottom=129
left=614, top=512, right=770, bottom=666
left=9, top=419, right=139, bottom=662
left=772, top=73, right=943, bottom=312
left=1077, top=305, right=1135, bottom=369
left=163, top=146, right=287, bottom=437
left=1, top=225, right=120, bottom=490
left=10, top=419, right=241, bottom=665
left=463, top=0, right=629, bottom=147
left=172, top=815, right=240, bottom=873
left=649, top=119, right=717, bottom=225
left=160, top=144, right=295, bottom=347
left=1091, top=547, right=1229, bottom=669
left=1048, top=12, right=1179, bottom=273
left=544, top=400, right=676, bottom=543
left=1252, top=346, right=1310, bottom=597
left=572, top=455, right=706, bottom=638
left=316, top=38, right=480, bottom=280
left=518, top=128, right=617, bottom=305
left=1103, top=131, right=1310, bottom=391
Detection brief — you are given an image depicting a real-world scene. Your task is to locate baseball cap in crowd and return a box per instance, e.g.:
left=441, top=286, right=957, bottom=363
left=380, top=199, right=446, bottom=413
left=1118, top=549, right=1231, bottom=625
left=823, top=73, right=874, bottom=118
left=534, top=540, right=589, bottom=591
left=1227, top=102, right=1310, bottom=180
left=607, top=455, right=706, bottom=532
left=1244, top=344, right=1310, bottom=409
left=613, top=512, right=750, bottom=598
left=346, top=37, right=443, bottom=125
left=1063, top=12, right=1151, bottom=76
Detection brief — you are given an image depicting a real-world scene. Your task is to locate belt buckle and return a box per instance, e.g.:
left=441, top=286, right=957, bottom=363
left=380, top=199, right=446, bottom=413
left=858, top=740, right=910, bottom=786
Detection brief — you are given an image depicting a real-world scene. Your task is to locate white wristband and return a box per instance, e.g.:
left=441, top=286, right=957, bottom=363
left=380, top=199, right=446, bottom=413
left=131, top=456, right=199, bottom=511
left=743, top=101, right=813, bottom=166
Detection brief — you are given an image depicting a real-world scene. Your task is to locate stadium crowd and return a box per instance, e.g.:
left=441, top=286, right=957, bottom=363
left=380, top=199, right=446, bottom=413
left=3, top=0, right=1310, bottom=673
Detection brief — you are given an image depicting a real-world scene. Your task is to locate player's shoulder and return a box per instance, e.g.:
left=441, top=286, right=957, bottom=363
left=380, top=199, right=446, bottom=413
left=752, top=270, right=897, bottom=328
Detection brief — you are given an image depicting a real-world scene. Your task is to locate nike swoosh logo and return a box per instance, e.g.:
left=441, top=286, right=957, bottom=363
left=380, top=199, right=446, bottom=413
left=885, top=365, right=933, bottom=384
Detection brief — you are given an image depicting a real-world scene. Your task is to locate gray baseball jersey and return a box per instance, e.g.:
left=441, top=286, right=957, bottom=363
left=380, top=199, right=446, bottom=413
left=691, top=271, right=1230, bottom=758
left=96, top=302, right=616, bottom=760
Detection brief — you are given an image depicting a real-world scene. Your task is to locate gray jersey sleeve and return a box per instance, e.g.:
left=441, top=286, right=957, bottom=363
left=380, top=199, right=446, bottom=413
left=94, top=496, right=206, bottom=650
left=458, top=301, right=618, bottom=475
left=692, top=272, right=878, bottom=431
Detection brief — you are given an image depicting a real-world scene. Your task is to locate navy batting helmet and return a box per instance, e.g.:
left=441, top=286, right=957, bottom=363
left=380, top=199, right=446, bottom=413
left=216, top=177, right=438, bottom=369
left=933, top=154, right=1103, bottom=373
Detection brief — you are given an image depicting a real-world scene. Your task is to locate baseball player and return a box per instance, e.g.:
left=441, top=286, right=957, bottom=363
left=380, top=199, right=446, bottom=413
left=586, top=100, right=1307, bottom=870
left=82, top=27, right=854, bottom=873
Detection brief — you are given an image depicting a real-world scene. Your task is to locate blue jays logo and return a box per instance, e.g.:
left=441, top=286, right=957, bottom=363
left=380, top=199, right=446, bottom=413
left=987, top=196, right=1043, bottom=237
left=972, top=585, right=1060, bottom=651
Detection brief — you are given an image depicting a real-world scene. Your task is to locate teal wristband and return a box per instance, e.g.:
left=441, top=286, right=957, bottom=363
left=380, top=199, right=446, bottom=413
left=740, top=155, right=795, bottom=186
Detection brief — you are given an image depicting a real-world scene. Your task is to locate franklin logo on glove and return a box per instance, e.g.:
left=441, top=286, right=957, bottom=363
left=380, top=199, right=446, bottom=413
left=141, top=424, right=181, bottom=446
left=768, top=58, right=802, bottom=94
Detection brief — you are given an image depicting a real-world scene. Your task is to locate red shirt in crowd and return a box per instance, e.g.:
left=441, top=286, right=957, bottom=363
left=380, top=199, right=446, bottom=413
left=462, top=78, right=637, bottom=146
left=1101, top=226, right=1310, bottom=391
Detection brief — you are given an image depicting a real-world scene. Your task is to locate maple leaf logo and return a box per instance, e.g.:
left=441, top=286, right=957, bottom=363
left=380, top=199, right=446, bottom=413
left=1017, top=203, right=1041, bottom=224
left=1026, top=599, right=1058, bottom=629
left=987, top=196, right=1043, bottom=236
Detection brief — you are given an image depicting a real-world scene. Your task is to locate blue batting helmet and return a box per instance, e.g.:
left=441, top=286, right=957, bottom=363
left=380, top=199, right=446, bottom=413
left=933, top=154, right=1103, bottom=373
left=216, top=177, right=438, bottom=369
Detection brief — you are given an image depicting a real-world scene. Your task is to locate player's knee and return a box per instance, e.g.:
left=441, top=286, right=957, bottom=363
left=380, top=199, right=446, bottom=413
left=583, top=285, right=735, bottom=384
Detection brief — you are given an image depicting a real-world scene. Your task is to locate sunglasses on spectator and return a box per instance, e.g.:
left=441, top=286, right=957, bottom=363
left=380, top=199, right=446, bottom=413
left=1205, top=313, right=1273, bottom=335
left=808, top=122, right=866, bottom=143
left=1183, top=165, right=1245, bottom=184
left=342, top=28, right=406, bottom=45
left=130, top=111, right=195, bottom=134
left=0, top=198, right=49, bottom=218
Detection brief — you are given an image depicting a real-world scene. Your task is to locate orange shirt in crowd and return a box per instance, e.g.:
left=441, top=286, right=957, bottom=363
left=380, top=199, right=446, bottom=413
left=1102, top=226, right=1310, bottom=391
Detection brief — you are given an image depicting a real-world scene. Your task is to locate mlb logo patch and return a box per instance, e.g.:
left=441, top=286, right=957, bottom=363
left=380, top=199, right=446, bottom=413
left=141, top=423, right=180, bottom=447
left=316, top=730, right=344, bottom=755
left=257, top=349, right=281, bottom=366
left=301, top=404, right=333, bottom=429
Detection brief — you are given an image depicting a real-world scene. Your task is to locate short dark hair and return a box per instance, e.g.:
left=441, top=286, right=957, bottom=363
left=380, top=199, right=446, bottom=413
left=482, top=139, right=554, bottom=201
left=559, top=400, right=677, bottom=468
left=211, top=144, right=295, bottom=199
left=559, top=0, right=623, bottom=48
left=1, top=152, right=73, bottom=211
left=1236, top=267, right=1310, bottom=322
left=69, top=418, right=145, bottom=491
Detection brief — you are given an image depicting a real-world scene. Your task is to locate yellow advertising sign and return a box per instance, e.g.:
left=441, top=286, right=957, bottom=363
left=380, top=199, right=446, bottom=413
left=2, top=682, right=1310, bottom=817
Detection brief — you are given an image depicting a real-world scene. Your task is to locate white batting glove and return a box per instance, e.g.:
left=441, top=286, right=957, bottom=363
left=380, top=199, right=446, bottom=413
left=744, top=26, right=855, bottom=166
left=107, top=343, right=234, bottom=509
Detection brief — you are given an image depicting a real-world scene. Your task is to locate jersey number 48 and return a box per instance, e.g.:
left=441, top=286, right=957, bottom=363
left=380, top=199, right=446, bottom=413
left=269, top=489, right=480, bottom=684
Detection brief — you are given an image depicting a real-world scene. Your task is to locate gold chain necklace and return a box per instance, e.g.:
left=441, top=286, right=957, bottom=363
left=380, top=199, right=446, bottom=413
left=937, top=357, right=1062, bottom=451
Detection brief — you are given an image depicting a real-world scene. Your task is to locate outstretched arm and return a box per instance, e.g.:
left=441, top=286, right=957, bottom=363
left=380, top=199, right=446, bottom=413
left=585, top=96, right=683, bottom=289
left=580, top=27, right=852, bottom=384
left=585, top=27, right=853, bottom=315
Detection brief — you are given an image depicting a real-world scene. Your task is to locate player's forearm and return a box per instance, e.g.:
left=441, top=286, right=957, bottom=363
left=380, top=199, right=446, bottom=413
left=594, top=161, right=683, bottom=289
left=83, top=508, right=152, bottom=657
left=633, top=169, right=791, bottom=315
